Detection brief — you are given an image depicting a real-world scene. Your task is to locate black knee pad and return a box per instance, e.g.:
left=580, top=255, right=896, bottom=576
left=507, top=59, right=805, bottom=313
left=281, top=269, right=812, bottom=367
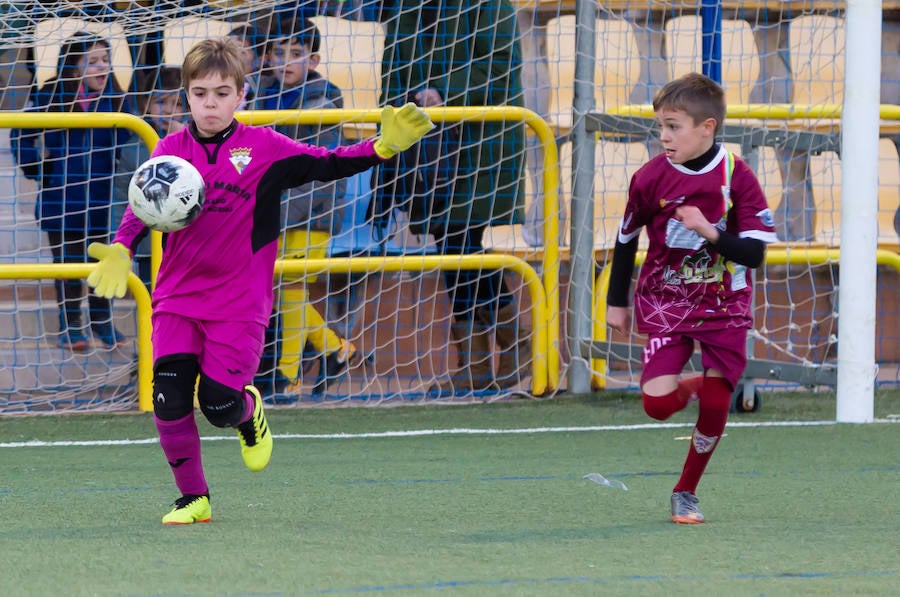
left=153, top=355, right=199, bottom=421
left=197, top=375, right=245, bottom=428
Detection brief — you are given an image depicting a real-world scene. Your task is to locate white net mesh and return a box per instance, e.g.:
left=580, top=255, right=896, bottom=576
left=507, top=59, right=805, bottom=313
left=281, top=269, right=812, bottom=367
left=0, top=1, right=897, bottom=413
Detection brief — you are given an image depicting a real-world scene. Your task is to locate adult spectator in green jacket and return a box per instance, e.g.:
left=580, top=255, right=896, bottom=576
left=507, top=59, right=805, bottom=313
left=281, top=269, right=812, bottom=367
left=377, top=0, right=531, bottom=393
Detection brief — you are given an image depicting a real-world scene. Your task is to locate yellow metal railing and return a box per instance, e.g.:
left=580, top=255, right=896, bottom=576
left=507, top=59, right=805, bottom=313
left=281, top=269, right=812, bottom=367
left=608, top=103, right=900, bottom=120
left=0, top=107, right=561, bottom=408
left=278, top=254, right=550, bottom=396
left=0, top=264, right=154, bottom=408
left=237, top=107, right=562, bottom=388
left=591, top=249, right=900, bottom=389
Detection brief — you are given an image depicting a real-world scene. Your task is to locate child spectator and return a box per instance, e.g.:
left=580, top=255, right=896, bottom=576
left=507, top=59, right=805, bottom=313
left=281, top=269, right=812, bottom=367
left=11, top=31, right=135, bottom=350
left=605, top=73, right=777, bottom=524
left=227, top=24, right=259, bottom=111
left=114, top=66, right=187, bottom=285
left=87, top=37, right=432, bottom=524
left=256, top=16, right=357, bottom=398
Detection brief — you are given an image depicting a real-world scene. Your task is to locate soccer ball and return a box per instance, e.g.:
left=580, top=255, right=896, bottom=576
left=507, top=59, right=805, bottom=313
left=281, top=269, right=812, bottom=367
left=128, top=155, right=205, bottom=232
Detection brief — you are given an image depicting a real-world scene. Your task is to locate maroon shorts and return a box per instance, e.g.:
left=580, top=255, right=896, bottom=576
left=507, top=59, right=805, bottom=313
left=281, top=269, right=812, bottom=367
left=640, top=326, right=748, bottom=389
left=152, top=311, right=265, bottom=391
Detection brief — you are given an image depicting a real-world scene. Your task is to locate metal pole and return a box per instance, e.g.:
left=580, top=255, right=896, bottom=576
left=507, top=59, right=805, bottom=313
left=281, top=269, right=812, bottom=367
left=567, top=0, right=598, bottom=393
left=837, top=0, right=881, bottom=422
left=700, top=0, right=722, bottom=83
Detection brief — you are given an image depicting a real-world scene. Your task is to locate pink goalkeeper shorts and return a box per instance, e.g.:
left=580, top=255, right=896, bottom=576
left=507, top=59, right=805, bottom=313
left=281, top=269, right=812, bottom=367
left=152, top=311, right=265, bottom=391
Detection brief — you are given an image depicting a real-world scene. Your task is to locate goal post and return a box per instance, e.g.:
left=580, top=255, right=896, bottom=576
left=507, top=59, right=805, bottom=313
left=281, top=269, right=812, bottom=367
left=0, top=103, right=562, bottom=411
left=565, top=1, right=891, bottom=422
left=836, top=0, right=881, bottom=423
left=2, top=0, right=896, bottom=415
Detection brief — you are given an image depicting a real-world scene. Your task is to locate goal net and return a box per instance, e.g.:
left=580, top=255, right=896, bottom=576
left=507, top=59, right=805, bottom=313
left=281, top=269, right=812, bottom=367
left=0, top=1, right=896, bottom=414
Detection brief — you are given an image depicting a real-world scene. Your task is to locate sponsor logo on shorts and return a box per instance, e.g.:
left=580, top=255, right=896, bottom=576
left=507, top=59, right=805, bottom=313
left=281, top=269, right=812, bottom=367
left=642, top=335, right=673, bottom=364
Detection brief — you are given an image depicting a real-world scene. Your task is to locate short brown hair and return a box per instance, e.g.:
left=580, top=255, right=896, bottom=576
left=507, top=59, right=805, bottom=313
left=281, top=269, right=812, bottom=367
left=653, top=72, right=726, bottom=133
left=181, top=37, right=246, bottom=92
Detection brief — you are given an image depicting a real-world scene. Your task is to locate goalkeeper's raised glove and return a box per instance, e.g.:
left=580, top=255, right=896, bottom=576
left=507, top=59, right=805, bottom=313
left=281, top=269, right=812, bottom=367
left=373, top=102, right=435, bottom=159
left=87, top=242, right=131, bottom=299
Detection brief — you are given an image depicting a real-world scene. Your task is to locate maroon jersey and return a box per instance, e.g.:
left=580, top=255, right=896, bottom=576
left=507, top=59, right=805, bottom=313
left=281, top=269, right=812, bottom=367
left=619, top=146, right=777, bottom=334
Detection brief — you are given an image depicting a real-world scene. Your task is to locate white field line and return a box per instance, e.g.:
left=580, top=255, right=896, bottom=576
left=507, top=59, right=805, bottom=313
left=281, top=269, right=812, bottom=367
left=0, top=418, right=897, bottom=448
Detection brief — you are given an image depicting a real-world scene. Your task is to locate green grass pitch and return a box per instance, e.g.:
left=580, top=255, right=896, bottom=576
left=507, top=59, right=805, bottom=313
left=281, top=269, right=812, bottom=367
left=1, top=390, right=898, bottom=596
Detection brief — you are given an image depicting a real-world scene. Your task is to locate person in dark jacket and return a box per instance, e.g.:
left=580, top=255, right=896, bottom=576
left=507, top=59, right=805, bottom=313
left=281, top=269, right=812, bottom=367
left=378, top=0, right=531, bottom=392
left=11, top=31, right=135, bottom=350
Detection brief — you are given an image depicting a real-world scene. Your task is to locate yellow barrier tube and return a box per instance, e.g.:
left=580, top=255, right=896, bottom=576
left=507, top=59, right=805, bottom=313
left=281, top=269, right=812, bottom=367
left=590, top=248, right=900, bottom=389
left=277, top=253, right=550, bottom=396
left=0, top=264, right=154, bottom=410
left=0, top=108, right=559, bottom=403
left=238, top=107, right=561, bottom=390
left=608, top=103, right=900, bottom=120
left=0, top=112, right=159, bottom=154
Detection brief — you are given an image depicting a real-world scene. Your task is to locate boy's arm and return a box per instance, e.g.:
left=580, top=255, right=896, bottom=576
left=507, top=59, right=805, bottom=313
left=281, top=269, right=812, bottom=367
left=606, top=236, right=638, bottom=334
left=711, top=232, right=766, bottom=268
left=267, top=104, right=433, bottom=190
left=606, top=236, right=639, bottom=308
left=676, top=205, right=766, bottom=268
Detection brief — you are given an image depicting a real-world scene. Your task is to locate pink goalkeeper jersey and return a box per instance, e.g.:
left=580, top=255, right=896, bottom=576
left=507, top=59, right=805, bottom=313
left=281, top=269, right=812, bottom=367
left=619, top=146, right=778, bottom=335
left=114, top=121, right=382, bottom=325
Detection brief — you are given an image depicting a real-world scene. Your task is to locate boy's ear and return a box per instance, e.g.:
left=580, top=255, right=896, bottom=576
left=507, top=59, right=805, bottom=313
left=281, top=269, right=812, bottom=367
left=309, top=53, right=320, bottom=69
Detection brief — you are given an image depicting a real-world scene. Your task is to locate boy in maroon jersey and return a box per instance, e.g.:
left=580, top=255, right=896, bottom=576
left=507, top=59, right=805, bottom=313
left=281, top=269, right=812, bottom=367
left=606, top=73, right=777, bottom=523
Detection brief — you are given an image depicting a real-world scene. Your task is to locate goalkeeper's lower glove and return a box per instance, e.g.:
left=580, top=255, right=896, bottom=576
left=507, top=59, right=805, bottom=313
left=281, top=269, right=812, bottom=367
left=373, top=102, right=435, bottom=159
left=87, top=242, right=131, bottom=299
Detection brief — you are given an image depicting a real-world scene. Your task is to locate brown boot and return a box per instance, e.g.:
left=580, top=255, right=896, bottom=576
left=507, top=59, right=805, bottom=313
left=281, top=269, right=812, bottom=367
left=435, top=319, right=497, bottom=394
left=482, top=304, right=531, bottom=389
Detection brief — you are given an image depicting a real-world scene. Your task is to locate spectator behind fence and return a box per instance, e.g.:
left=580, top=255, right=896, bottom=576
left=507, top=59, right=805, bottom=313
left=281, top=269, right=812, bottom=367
left=376, top=0, right=531, bottom=393
left=605, top=73, right=778, bottom=524
left=11, top=30, right=136, bottom=351
left=228, top=24, right=260, bottom=111
left=114, top=66, right=188, bottom=286
left=255, top=16, right=358, bottom=400
left=85, top=37, right=433, bottom=524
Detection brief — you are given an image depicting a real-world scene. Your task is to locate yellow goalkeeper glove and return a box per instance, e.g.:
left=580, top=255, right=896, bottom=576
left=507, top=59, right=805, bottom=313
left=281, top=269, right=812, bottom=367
left=373, top=102, right=435, bottom=159
left=87, top=242, right=131, bottom=299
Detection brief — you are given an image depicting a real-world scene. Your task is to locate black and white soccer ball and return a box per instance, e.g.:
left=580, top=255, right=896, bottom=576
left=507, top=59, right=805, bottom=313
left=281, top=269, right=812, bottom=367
left=128, top=155, right=205, bottom=232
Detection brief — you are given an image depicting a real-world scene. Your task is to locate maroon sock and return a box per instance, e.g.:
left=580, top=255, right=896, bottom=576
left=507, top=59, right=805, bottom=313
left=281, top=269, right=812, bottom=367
left=644, top=376, right=705, bottom=421
left=678, top=375, right=704, bottom=405
left=155, top=413, right=208, bottom=496
left=674, top=376, right=732, bottom=494
left=643, top=389, right=681, bottom=421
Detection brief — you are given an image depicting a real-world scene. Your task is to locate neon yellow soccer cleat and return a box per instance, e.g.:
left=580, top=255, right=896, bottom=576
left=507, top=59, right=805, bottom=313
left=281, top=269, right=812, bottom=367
left=162, top=494, right=211, bottom=525
left=236, top=385, right=273, bottom=471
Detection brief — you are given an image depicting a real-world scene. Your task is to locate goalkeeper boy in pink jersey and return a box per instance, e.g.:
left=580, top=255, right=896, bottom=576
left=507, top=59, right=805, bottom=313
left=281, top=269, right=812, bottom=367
left=605, top=73, right=777, bottom=524
left=87, top=37, right=433, bottom=525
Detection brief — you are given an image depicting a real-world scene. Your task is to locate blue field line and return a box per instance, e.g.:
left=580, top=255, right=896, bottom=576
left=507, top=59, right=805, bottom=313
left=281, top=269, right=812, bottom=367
left=301, top=569, right=900, bottom=594
left=7, top=418, right=898, bottom=449
left=8, top=465, right=897, bottom=495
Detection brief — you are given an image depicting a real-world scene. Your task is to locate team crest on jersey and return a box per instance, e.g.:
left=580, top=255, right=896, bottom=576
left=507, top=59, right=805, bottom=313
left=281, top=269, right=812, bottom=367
left=229, top=147, right=252, bottom=174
